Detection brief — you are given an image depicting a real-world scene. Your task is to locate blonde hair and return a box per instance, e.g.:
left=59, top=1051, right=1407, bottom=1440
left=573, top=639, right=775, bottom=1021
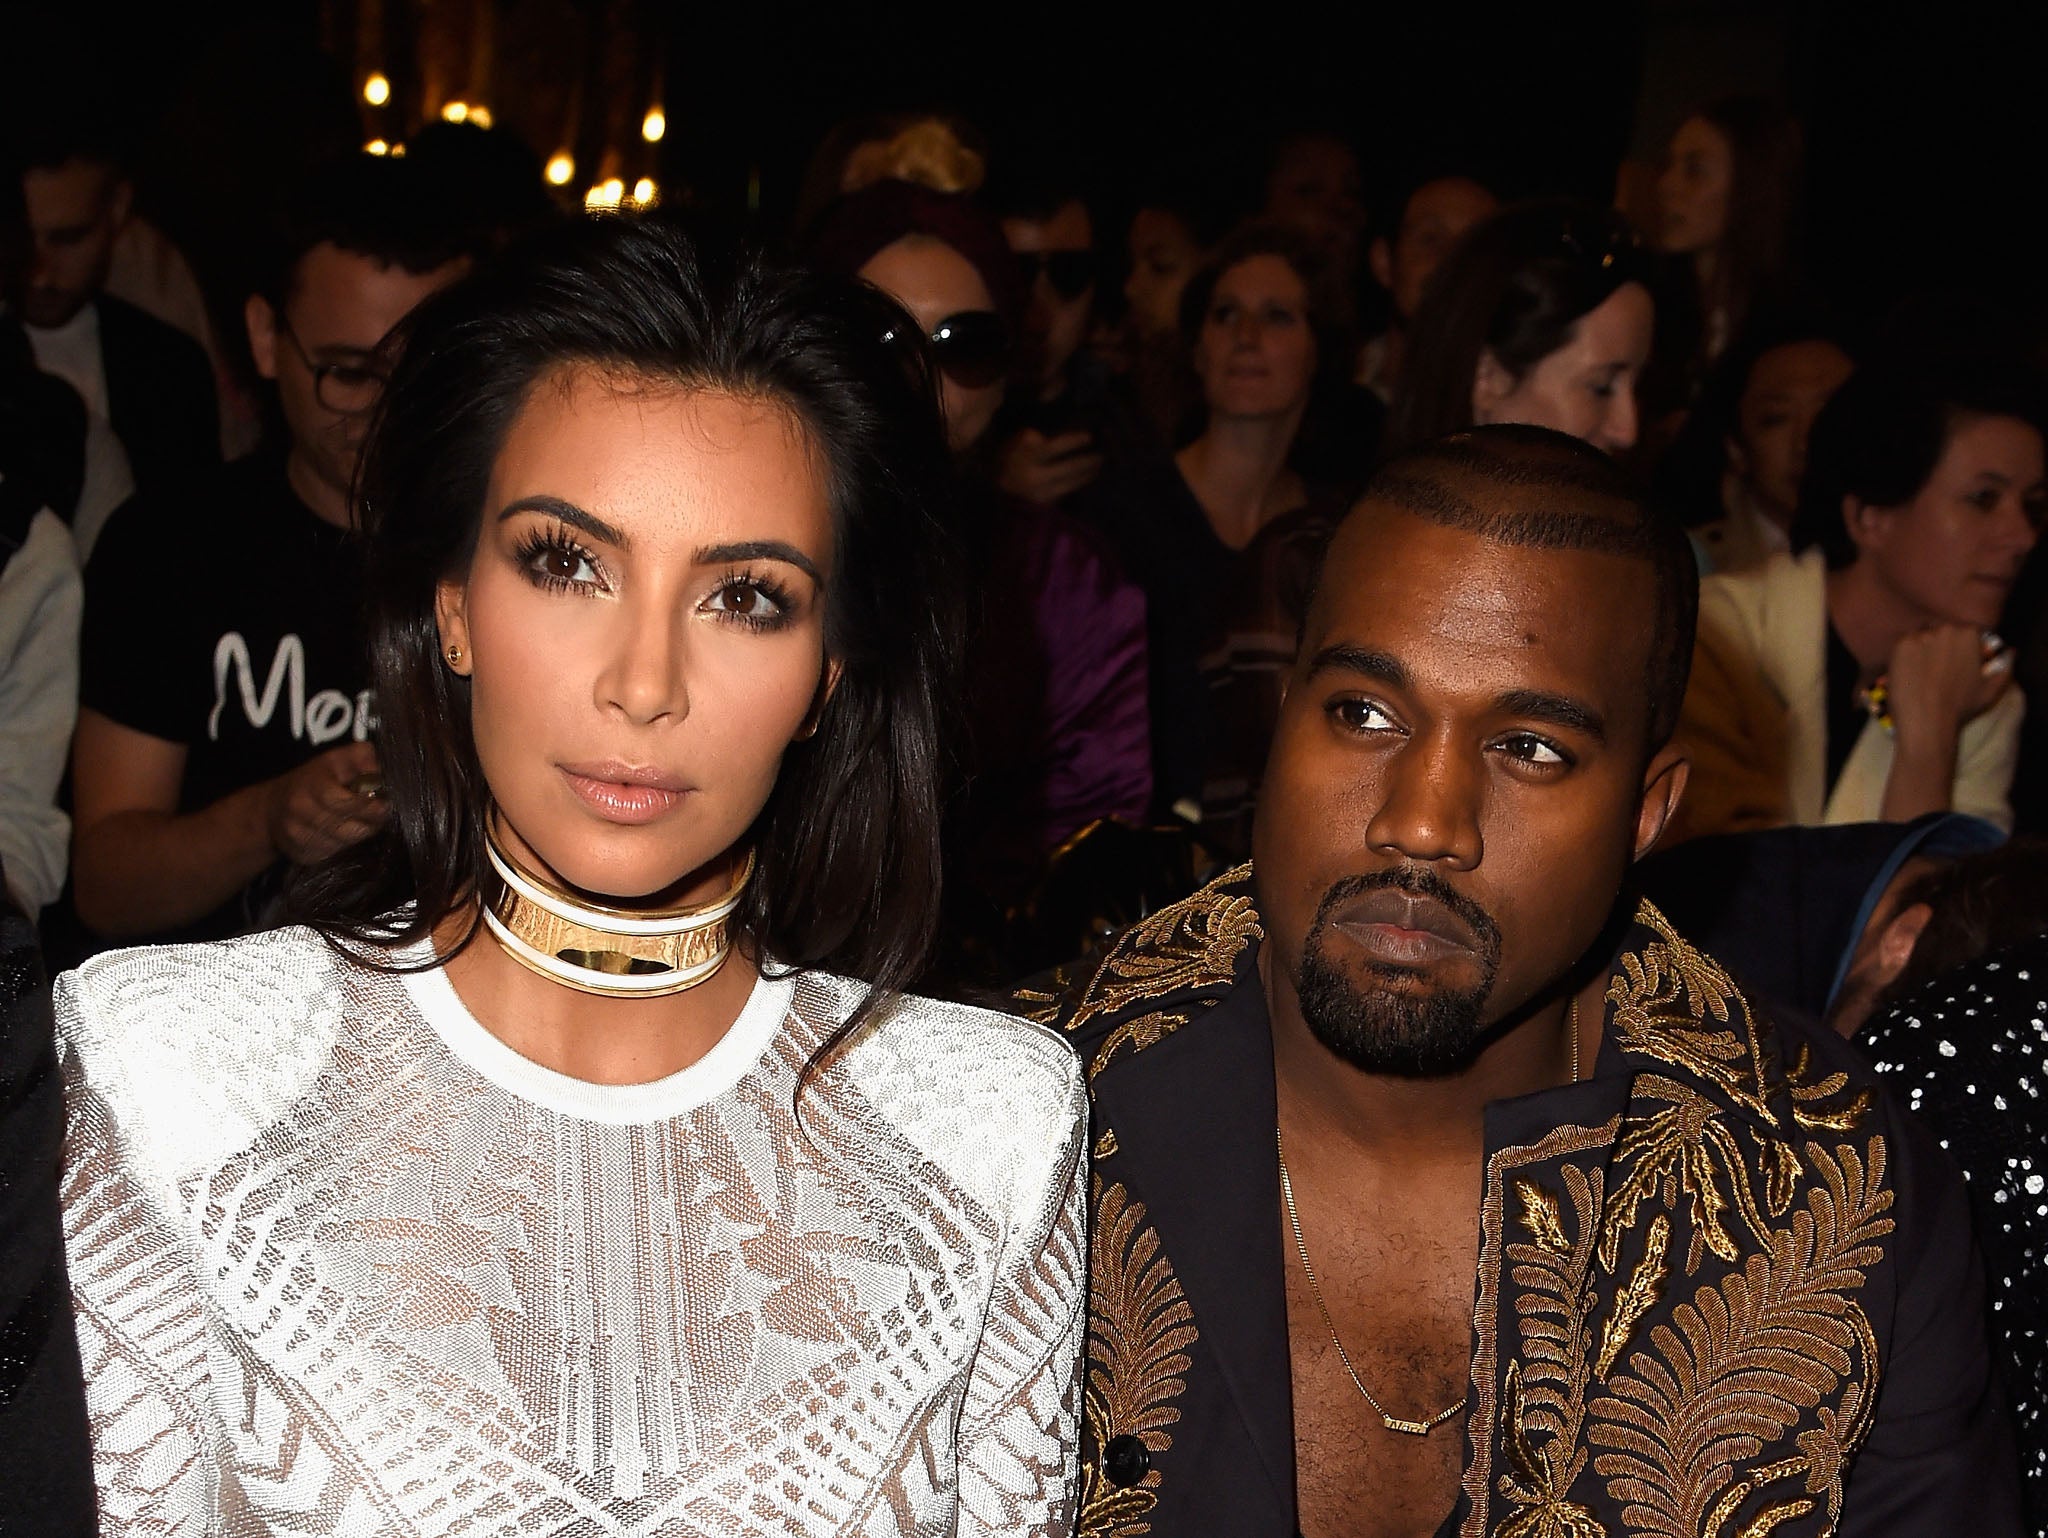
left=840, top=117, right=986, bottom=198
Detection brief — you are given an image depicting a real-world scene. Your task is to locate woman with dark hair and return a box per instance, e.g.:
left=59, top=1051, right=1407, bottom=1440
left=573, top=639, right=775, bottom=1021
left=53, top=217, right=1087, bottom=1533
left=1386, top=200, right=1655, bottom=458
left=808, top=180, right=1151, bottom=971
left=1673, top=356, right=2044, bottom=840
left=1652, top=94, right=1804, bottom=381
left=1078, top=222, right=1350, bottom=821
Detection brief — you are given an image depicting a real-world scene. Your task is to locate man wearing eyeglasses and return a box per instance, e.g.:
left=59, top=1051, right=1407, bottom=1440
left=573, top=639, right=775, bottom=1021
left=64, top=156, right=473, bottom=951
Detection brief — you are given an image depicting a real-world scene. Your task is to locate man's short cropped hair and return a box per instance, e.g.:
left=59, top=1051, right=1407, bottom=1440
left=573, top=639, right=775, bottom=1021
left=1336, top=424, right=1699, bottom=749
left=261, top=155, right=479, bottom=309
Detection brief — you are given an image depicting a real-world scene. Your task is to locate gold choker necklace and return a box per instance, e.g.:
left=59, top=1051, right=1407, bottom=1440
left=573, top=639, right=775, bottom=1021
left=481, top=824, right=753, bottom=998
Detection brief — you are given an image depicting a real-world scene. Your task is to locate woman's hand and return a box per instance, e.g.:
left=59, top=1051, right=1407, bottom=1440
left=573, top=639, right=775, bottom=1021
left=1877, top=624, right=2014, bottom=822
left=1885, top=624, right=2013, bottom=751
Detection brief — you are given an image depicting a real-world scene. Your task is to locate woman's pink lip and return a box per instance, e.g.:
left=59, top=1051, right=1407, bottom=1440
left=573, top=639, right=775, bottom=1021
left=559, top=768, right=688, bottom=824
left=559, top=759, right=689, bottom=791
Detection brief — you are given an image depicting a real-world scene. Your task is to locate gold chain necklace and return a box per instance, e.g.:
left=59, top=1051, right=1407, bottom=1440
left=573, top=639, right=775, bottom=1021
left=1275, top=998, right=1579, bottom=1437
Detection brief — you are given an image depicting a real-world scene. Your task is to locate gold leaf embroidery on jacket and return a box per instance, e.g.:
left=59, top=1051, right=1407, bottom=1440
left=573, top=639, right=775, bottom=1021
left=1609, top=903, right=1874, bottom=1139
left=1601, top=1076, right=1773, bottom=1275
left=1065, top=866, right=1261, bottom=1032
left=1498, top=1165, right=1606, bottom=1534
left=1606, top=905, right=1773, bottom=1121
left=1585, top=1138, right=1892, bottom=1536
left=1463, top=1118, right=1622, bottom=1537
left=1078, top=1178, right=1196, bottom=1538
left=1012, top=977, right=1071, bottom=1030
left=1474, top=907, right=1892, bottom=1536
left=1782, top=1043, right=1874, bottom=1133
left=1086, top=1011, right=1189, bottom=1081
left=1498, top=1363, right=1608, bottom=1538
left=1595, top=1214, right=1668, bottom=1377
left=1517, top=1181, right=1572, bottom=1257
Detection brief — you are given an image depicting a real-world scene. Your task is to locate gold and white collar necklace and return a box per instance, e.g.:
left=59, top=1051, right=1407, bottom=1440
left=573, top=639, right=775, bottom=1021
left=481, top=821, right=753, bottom=998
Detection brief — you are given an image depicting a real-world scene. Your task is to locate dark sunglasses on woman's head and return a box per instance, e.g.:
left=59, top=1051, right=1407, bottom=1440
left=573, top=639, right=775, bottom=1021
left=882, top=309, right=1013, bottom=390
left=1014, top=250, right=1096, bottom=300
left=1558, top=213, right=1644, bottom=270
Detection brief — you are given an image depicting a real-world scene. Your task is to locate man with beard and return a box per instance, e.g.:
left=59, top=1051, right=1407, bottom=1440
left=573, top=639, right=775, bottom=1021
left=1029, top=425, right=2017, bottom=1536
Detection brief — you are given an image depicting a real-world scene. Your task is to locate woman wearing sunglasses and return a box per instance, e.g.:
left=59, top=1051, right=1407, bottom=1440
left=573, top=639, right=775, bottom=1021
left=811, top=181, right=1151, bottom=979
left=53, top=217, right=1087, bottom=1533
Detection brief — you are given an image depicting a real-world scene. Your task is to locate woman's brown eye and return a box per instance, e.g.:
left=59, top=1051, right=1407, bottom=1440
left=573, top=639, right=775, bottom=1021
left=728, top=586, right=758, bottom=613
left=546, top=550, right=578, bottom=579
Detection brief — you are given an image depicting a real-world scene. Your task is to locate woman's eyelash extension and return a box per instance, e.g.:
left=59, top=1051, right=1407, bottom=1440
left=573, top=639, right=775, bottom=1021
left=512, top=524, right=602, bottom=592
left=711, top=567, right=797, bottom=628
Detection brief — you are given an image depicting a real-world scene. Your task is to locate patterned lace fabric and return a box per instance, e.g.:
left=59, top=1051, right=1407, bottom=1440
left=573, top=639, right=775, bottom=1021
left=55, top=928, right=1087, bottom=1536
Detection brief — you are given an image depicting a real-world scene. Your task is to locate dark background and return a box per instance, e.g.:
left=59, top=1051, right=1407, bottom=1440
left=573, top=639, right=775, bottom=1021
left=12, top=0, right=2048, bottom=349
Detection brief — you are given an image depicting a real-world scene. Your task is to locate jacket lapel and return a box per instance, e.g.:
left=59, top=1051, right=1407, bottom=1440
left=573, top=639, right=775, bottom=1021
left=1093, top=978, right=1297, bottom=1520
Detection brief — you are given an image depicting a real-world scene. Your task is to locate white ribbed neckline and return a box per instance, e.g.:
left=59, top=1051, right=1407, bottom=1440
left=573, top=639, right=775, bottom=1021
left=400, top=952, right=794, bottom=1125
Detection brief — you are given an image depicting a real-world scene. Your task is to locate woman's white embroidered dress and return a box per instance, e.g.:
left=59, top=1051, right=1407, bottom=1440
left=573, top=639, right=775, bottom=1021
left=56, top=929, right=1086, bottom=1535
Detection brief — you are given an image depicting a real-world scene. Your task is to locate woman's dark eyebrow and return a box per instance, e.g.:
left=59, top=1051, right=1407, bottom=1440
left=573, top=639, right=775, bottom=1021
left=496, top=496, right=627, bottom=549
left=697, top=540, right=824, bottom=585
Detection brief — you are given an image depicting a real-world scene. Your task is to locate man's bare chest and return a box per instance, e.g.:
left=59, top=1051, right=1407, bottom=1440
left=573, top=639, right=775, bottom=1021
left=1281, top=1196, right=1476, bottom=1538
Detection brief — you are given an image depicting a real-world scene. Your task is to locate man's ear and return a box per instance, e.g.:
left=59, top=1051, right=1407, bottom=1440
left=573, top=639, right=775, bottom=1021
left=1723, top=432, right=1748, bottom=481
left=246, top=293, right=280, bottom=382
left=1367, top=235, right=1394, bottom=294
left=435, top=576, right=472, bottom=676
left=1632, top=744, right=1691, bottom=861
left=1470, top=348, right=1516, bottom=423
left=107, top=177, right=134, bottom=232
left=1874, top=901, right=1933, bottom=988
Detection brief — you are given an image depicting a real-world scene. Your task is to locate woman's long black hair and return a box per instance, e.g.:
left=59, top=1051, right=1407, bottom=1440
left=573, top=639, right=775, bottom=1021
left=290, top=214, right=965, bottom=1017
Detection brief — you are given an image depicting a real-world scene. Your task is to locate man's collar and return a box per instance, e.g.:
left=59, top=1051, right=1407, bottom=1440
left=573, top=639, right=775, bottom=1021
left=1057, top=864, right=1849, bottom=1143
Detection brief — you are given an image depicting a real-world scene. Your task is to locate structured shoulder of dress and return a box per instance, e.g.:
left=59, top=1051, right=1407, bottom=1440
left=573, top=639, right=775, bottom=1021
left=813, top=973, right=1087, bottom=1216
left=1011, top=863, right=1264, bottom=1085
left=59, top=924, right=351, bottom=1024
left=832, top=974, right=1086, bottom=1096
left=55, top=927, right=359, bottom=1180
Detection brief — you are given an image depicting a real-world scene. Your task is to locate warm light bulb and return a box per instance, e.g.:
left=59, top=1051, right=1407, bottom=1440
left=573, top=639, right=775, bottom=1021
left=364, top=139, right=390, bottom=156
left=633, top=177, right=658, bottom=206
left=583, top=186, right=603, bottom=211
left=363, top=73, right=391, bottom=107
left=545, top=152, right=575, bottom=186
left=389, top=143, right=406, bottom=157
left=586, top=179, right=624, bottom=211
left=642, top=108, right=666, bottom=143
left=467, top=105, right=492, bottom=129
left=441, top=101, right=469, bottom=123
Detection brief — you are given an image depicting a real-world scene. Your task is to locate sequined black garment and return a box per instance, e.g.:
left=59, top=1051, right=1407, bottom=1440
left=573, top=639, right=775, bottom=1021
left=1861, top=933, right=2048, bottom=1537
